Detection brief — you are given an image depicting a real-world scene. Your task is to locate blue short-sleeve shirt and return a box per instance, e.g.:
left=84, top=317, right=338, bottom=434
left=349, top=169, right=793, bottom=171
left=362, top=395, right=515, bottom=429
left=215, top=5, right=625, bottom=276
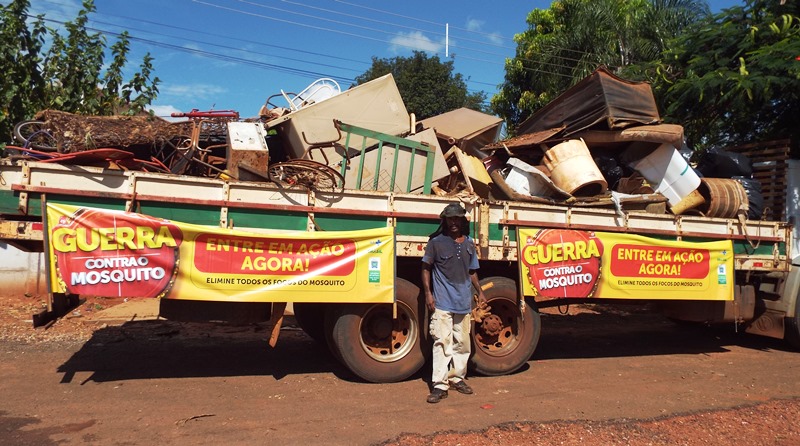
left=422, top=234, right=480, bottom=314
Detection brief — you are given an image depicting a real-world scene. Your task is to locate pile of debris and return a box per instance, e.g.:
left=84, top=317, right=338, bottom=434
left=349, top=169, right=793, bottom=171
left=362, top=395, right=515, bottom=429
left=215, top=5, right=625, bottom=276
left=478, top=67, right=761, bottom=219
left=4, top=68, right=767, bottom=219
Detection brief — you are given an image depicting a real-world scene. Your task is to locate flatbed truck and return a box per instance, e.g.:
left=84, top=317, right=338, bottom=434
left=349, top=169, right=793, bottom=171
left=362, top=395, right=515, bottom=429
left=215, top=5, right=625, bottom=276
left=0, top=158, right=796, bottom=383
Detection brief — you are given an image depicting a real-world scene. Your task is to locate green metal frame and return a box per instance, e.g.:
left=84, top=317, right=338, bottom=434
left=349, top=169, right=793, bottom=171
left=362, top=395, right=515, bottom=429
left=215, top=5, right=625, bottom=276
left=336, top=121, right=436, bottom=194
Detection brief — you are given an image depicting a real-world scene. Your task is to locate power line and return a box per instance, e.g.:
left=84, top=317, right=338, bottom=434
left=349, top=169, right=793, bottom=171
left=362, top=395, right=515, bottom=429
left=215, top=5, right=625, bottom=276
left=30, top=0, right=590, bottom=102
left=88, top=17, right=364, bottom=76
left=33, top=0, right=373, bottom=82
left=332, top=0, right=506, bottom=40
left=193, top=0, right=414, bottom=48
left=44, top=0, right=582, bottom=90
left=29, top=3, right=504, bottom=94
left=33, top=0, right=605, bottom=76
left=190, top=0, right=510, bottom=85
left=330, top=0, right=604, bottom=60
left=232, top=0, right=523, bottom=64
left=35, top=14, right=357, bottom=85
left=190, top=0, right=575, bottom=87
left=281, top=0, right=513, bottom=51
left=93, top=8, right=371, bottom=67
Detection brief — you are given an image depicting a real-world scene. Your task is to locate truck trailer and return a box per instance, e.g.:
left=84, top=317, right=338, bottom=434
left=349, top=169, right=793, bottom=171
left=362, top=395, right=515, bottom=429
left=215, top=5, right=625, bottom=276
left=1, top=70, right=796, bottom=383
left=0, top=155, right=795, bottom=383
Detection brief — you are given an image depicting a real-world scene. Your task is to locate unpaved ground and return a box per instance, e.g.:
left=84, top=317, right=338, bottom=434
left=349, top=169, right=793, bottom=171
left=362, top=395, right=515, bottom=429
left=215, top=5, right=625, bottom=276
left=2, top=294, right=800, bottom=445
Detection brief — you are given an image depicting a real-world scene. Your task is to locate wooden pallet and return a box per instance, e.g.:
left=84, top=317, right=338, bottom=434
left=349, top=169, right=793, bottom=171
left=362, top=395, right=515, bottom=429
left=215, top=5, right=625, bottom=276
left=725, top=139, right=790, bottom=221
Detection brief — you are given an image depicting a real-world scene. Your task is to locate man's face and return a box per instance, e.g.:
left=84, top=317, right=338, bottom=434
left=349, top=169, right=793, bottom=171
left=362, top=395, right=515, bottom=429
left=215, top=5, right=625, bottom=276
left=445, top=216, right=461, bottom=236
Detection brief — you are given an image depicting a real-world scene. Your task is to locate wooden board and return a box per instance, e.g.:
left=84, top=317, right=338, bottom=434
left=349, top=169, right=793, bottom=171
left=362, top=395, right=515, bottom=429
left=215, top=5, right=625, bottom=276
left=725, top=139, right=790, bottom=221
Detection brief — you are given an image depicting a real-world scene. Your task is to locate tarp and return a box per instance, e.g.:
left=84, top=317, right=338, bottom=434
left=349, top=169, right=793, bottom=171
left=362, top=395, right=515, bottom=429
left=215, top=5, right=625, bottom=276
left=516, top=67, right=660, bottom=138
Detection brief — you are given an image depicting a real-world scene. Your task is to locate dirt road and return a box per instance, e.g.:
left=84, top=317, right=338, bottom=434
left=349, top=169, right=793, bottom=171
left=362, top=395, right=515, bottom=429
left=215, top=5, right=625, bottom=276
left=2, top=297, right=800, bottom=445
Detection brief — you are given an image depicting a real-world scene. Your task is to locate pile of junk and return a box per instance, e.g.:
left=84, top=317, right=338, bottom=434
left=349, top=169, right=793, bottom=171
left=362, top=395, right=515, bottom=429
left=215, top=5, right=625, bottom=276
left=5, top=66, right=763, bottom=220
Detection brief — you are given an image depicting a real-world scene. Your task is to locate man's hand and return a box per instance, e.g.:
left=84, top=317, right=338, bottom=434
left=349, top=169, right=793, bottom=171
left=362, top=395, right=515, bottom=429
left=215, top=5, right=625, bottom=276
left=476, top=289, right=487, bottom=306
left=425, top=292, right=435, bottom=313
left=421, top=263, right=435, bottom=313
left=471, top=295, right=491, bottom=323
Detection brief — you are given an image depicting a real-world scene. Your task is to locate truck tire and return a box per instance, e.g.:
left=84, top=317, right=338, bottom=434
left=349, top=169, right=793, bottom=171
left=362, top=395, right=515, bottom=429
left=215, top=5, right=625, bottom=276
left=328, top=278, right=428, bottom=383
left=324, top=306, right=344, bottom=363
left=470, top=276, right=541, bottom=376
left=784, top=275, right=800, bottom=350
left=291, top=304, right=344, bottom=364
left=292, top=303, right=329, bottom=344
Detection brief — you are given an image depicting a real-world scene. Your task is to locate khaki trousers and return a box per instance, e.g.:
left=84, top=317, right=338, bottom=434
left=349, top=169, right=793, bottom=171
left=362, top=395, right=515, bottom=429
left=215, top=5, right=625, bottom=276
left=430, top=309, right=471, bottom=391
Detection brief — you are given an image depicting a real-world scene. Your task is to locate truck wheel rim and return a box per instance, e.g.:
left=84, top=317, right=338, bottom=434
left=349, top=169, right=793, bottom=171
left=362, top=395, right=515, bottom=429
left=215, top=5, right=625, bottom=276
left=474, top=298, right=520, bottom=356
left=358, top=301, right=417, bottom=363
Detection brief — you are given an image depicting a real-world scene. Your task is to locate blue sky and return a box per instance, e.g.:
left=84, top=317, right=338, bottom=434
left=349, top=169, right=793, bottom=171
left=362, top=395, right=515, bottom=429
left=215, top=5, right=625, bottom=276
left=15, top=0, right=741, bottom=119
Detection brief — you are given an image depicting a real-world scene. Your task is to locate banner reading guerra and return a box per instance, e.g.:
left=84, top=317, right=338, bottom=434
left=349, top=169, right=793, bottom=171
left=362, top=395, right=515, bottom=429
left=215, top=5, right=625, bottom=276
left=46, top=203, right=395, bottom=303
left=517, top=228, right=734, bottom=301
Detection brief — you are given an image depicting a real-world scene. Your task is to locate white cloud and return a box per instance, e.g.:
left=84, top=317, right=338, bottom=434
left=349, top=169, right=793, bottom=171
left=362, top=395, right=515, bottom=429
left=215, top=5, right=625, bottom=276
left=147, top=104, right=184, bottom=121
left=160, top=83, right=227, bottom=100
left=466, top=19, right=484, bottom=32
left=389, top=31, right=443, bottom=54
left=180, top=43, right=243, bottom=68
left=486, top=32, right=504, bottom=45
left=183, top=43, right=203, bottom=53
left=465, top=18, right=504, bottom=45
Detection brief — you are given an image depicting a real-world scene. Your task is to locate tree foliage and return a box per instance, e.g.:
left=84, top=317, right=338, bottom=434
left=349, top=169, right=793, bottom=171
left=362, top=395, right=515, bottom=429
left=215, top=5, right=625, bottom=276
left=651, top=0, right=800, bottom=152
left=0, top=0, right=46, bottom=142
left=0, top=0, right=160, bottom=141
left=355, top=51, right=487, bottom=120
left=492, top=0, right=709, bottom=131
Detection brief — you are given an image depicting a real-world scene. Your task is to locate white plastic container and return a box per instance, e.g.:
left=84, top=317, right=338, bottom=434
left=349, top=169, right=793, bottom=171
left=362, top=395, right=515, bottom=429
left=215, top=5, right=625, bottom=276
left=504, top=158, right=535, bottom=195
left=504, top=157, right=569, bottom=198
left=543, top=139, right=607, bottom=197
left=628, top=143, right=701, bottom=207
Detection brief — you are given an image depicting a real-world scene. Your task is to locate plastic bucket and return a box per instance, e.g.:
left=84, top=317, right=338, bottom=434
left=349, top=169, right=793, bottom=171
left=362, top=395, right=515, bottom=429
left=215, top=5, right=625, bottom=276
left=543, top=139, right=607, bottom=197
left=627, top=143, right=701, bottom=207
left=697, top=178, right=749, bottom=218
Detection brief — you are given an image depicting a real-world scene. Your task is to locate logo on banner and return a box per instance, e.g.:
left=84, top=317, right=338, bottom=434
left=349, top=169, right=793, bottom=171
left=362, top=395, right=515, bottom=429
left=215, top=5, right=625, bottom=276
left=368, top=257, right=381, bottom=283
left=50, top=208, right=183, bottom=298
left=520, top=229, right=604, bottom=298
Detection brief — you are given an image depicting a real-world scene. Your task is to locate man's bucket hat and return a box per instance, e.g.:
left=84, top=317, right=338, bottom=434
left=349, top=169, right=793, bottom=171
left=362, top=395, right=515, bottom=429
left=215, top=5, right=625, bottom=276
left=439, top=203, right=466, bottom=218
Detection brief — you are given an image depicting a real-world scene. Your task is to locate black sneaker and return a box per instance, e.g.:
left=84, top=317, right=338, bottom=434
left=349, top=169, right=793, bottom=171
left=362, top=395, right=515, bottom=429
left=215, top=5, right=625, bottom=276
left=426, top=388, right=448, bottom=403
left=451, top=380, right=473, bottom=395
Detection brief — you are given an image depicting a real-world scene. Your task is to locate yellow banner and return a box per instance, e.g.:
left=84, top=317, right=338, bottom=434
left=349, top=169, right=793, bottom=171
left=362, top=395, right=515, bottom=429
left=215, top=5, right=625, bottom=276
left=46, top=203, right=395, bottom=303
left=517, top=228, right=734, bottom=301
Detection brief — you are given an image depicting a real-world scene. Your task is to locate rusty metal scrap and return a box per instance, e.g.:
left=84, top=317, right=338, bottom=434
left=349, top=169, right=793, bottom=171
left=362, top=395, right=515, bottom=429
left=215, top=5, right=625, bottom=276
left=33, top=109, right=193, bottom=154
left=3, top=69, right=749, bottom=217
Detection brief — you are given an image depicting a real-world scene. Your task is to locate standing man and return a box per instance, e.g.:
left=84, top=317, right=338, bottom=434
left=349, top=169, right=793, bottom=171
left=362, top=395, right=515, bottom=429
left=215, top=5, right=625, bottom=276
left=421, top=203, right=486, bottom=404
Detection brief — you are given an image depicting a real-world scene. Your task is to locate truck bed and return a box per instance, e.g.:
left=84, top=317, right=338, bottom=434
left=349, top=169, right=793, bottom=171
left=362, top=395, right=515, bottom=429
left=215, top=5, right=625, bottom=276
left=0, top=159, right=791, bottom=272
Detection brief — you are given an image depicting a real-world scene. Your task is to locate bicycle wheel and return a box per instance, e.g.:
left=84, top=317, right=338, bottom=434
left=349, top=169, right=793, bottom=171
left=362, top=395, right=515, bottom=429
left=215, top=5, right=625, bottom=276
left=268, top=160, right=344, bottom=192
left=13, top=120, right=58, bottom=152
left=289, top=159, right=345, bottom=191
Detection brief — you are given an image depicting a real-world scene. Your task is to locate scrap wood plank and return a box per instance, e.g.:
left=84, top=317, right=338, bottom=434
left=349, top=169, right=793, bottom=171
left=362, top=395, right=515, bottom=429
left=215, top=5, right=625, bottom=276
left=725, top=139, right=790, bottom=221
